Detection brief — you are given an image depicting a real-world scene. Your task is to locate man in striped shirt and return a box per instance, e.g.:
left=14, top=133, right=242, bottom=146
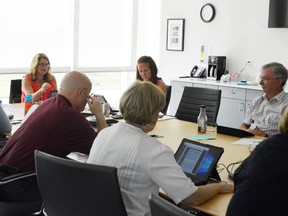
left=240, top=62, right=288, bottom=137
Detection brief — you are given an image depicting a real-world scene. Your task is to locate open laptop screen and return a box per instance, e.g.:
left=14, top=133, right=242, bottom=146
left=175, top=138, right=224, bottom=185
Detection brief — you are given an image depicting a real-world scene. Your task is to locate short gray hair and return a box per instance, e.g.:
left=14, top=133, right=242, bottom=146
left=262, top=62, right=288, bottom=87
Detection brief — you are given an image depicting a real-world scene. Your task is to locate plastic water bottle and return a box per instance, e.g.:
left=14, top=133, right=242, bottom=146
left=197, top=105, right=208, bottom=133
left=24, top=95, right=33, bottom=115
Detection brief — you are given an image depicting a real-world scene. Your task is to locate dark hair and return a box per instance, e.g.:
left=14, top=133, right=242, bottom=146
left=136, top=56, right=159, bottom=85
left=262, top=62, right=288, bottom=87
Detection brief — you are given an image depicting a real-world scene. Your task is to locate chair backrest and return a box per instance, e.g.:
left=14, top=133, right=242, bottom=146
left=9, top=79, right=22, bottom=104
left=162, top=85, right=172, bottom=114
left=175, top=86, right=221, bottom=123
left=0, top=171, right=43, bottom=216
left=149, top=193, right=192, bottom=216
left=34, top=150, right=127, bottom=216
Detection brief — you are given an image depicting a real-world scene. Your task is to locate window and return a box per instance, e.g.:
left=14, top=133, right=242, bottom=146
left=0, top=0, right=160, bottom=104
left=78, top=0, right=134, bottom=68
left=0, top=0, right=72, bottom=70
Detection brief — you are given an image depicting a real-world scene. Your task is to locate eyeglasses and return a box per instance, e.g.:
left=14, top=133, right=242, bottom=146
left=38, top=63, right=50, bottom=67
left=259, top=76, right=281, bottom=82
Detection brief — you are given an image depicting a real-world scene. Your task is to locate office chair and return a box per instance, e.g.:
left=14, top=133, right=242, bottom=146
left=0, top=171, right=43, bottom=216
left=9, top=79, right=22, bottom=104
left=162, top=85, right=172, bottom=115
left=149, top=193, right=192, bottom=216
left=34, top=150, right=127, bottom=216
left=175, top=86, right=221, bottom=124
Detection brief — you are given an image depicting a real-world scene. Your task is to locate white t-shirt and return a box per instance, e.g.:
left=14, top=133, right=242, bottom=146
left=87, top=122, right=197, bottom=216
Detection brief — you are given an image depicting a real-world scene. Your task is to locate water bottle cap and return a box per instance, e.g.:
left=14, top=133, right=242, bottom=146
left=25, top=95, right=33, bottom=102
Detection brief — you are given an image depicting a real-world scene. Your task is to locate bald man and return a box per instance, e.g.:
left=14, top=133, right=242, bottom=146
left=0, top=71, right=107, bottom=172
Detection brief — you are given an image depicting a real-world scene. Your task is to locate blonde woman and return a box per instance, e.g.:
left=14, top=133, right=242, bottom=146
left=88, top=80, right=233, bottom=216
left=21, top=53, right=57, bottom=102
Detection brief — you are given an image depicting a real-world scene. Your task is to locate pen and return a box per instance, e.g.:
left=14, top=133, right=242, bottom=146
left=150, top=135, right=164, bottom=138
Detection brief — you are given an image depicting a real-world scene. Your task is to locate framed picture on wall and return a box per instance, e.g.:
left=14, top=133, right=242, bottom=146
left=166, top=19, right=185, bottom=51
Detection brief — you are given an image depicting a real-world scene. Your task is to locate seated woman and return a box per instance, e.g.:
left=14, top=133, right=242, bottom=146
left=21, top=53, right=57, bottom=102
left=136, top=55, right=167, bottom=95
left=226, top=108, right=288, bottom=215
left=87, top=80, right=233, bottom=216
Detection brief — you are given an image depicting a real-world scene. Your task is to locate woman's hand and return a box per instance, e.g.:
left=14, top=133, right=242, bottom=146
left=41, top=83, right=51, bottom=92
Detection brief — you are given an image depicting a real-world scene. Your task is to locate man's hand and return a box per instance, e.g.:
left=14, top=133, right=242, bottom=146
left=247, top=127, right=266, bottom=137
left=87, top=96, right=103, bottom=117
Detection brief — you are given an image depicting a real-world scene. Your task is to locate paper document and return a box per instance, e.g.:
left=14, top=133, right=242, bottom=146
left=233, top=138, right=261, bottom=147
left=158, top=115, right=176, bottom=121
left=67, top=152, right=88, bottom=163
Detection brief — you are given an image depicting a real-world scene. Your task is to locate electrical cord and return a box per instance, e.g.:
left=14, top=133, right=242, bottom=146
left=217, top=160, right=243, bottom=180
left=238, top=61, right=251, bottom=78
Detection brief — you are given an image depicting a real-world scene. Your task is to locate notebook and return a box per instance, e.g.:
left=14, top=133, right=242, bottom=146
left=174, top=138, right=224, bottom=186
left=86, top=115, right=119, bottom=127
left=217, top=125, right=254, bottom=138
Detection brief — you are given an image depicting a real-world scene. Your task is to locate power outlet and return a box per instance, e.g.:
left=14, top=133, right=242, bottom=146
left=246, top=60, right=251, bottom=67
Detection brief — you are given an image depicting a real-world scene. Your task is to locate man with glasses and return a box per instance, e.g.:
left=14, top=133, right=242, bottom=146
left=240, top=62, right=288, bottom=137
left=0, top=71, right=107, bottom=201
left=0, top=71, right=107, bottom=173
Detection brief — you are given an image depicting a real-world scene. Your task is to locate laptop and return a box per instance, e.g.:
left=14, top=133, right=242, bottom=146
left=174, top=138, right=224, bottom=186
left=86, top=94, right=119, bottom=115
left=217, top=125, right=254, bottom=138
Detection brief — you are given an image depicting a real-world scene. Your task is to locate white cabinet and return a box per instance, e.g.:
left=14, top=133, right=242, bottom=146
left=193, top=83, right=218, bottom=89
left=217, top=87, right=246, bottom=128
left=169, top=80, right=193, bottom=116
left=169, top=79, right=262, bottom=128
left=245, top=89, right=262, bottom=111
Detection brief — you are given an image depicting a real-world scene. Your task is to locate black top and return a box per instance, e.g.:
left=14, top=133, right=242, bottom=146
left=226, top=134, right=288, bottom=216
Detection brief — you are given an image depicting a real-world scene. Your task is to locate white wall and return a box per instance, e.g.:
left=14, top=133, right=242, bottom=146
left=158, top=0, right=288, bottom=84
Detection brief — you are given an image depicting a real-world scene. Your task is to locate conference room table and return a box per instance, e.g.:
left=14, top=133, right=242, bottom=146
left=5, top=103, right=264, bottom=216
left=151, top=117, right=264, bottom=216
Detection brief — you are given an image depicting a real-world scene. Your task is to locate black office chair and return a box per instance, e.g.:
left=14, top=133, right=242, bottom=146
left=9, top=79, right=22, bottom=104
left=149, top=193, right=192, bottom=216
left=162, top=85, right=172, bottom=115
left=175, top=86, right=221, bottom=124
left=0, top=171, right=43, bottom=216
left=34, top=150, right=127, bottom=216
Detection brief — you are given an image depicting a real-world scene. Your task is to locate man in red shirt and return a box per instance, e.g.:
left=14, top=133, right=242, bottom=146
left=0, top=71, right=107, bottom=172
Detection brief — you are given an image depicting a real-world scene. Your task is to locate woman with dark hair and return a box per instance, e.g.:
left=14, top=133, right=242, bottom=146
left=136, top=56, right=167, bottom=94
left=21, top=53, right=57, bottom=102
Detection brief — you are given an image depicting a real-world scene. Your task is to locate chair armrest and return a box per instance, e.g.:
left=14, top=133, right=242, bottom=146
left=0, top=172, right=36, bottom=185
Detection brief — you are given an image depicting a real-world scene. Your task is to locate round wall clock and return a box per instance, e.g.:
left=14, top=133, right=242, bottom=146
left=200, top=3, right=216, bottom=23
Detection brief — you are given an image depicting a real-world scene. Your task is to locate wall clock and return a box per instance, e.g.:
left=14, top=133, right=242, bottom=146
left=200, top=3, right=216, bottom=23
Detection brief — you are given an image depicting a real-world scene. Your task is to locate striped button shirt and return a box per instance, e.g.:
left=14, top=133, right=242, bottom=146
left=244, top=90, right=288, bottom=135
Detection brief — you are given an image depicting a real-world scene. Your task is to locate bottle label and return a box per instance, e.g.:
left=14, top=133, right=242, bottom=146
left=24, top=95, right=33, bottom=115
left=197, top=119, right=207, bottom=133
